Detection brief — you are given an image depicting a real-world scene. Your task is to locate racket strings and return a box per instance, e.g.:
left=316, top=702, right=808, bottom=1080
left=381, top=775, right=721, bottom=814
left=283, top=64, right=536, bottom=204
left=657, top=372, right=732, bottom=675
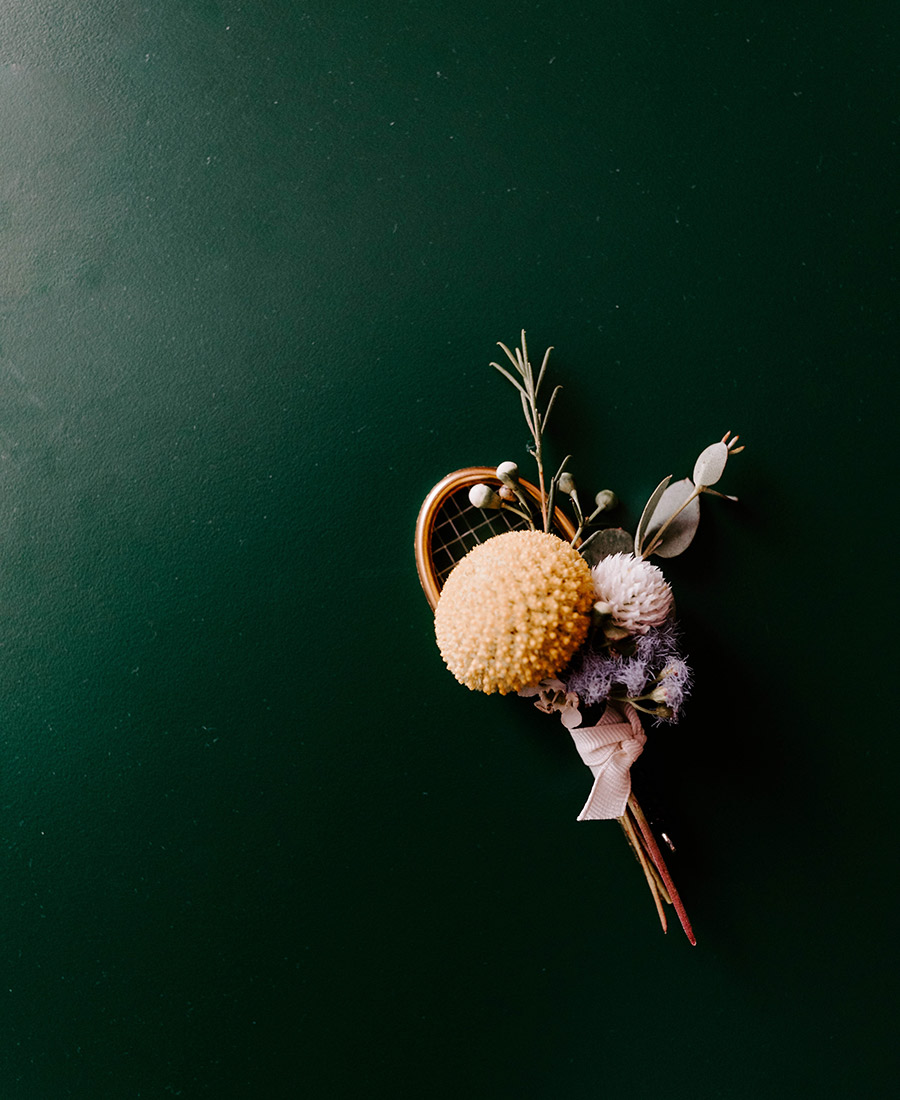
left=430, top=486, right=529, bottom=585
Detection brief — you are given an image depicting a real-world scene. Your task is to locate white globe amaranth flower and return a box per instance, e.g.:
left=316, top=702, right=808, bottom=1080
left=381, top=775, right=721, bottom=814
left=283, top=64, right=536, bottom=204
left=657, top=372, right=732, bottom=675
left=591, top=552, right=674, bottom=636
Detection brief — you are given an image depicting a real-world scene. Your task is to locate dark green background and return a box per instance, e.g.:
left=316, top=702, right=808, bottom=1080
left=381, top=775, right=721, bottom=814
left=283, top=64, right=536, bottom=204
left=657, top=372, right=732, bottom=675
left=0, top=1, right=896, bottom=1096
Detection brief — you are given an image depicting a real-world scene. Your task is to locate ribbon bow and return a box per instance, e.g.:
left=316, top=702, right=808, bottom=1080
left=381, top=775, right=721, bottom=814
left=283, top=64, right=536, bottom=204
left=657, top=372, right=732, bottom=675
left=568, top=702, right=646, bottom=821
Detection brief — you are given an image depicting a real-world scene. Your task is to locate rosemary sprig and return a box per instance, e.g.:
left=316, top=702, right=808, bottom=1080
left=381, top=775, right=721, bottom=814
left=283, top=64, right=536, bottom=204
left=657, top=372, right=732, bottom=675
left=490, top=331, right=561, bottom=532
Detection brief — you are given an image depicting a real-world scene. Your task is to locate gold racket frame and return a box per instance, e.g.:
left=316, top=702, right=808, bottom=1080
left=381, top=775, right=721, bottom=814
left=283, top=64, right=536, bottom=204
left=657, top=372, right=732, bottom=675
left=414, top=466, right=578, bottom=610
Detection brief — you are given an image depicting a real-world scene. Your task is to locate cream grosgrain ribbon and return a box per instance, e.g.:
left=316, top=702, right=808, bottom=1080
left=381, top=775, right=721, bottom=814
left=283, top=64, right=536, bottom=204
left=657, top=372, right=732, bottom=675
left=568, top=701, right=646, bottom=821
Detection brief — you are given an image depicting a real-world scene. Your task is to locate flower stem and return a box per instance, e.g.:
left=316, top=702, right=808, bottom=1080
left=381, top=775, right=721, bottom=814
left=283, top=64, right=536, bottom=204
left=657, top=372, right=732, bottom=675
left=501, top=502, right=535, bottom=527
left=618, top=811, right=668, bottom=934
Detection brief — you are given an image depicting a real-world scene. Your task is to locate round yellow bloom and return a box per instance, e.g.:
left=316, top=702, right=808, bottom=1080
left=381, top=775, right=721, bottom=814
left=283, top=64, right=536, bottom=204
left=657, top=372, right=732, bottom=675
left=434, top=530, right=594, bottom=695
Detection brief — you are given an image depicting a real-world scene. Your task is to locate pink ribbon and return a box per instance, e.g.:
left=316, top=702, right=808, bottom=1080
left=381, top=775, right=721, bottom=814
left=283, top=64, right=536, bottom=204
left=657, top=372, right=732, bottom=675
left=568, top=702, right=646, bottom=820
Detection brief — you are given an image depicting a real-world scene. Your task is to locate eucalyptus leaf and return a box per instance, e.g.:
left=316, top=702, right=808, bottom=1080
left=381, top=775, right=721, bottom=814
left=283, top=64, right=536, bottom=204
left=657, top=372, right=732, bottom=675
left=692, top=441, right=729, bottom=487
left=634, top=475, right=672, bottom=557
left=643, top=478, right=700, bottom=558
left=579, top=527, right=634, bottom=567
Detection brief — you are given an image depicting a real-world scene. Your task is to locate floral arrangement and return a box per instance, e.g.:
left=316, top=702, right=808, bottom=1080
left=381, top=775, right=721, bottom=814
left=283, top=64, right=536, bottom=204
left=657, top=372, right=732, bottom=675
left=424, top=332, right=743, bottom=942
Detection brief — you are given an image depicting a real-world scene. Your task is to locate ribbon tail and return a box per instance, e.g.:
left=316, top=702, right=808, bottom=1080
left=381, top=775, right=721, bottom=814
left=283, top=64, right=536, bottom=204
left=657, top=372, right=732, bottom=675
left=576, top=758, right=636, bottom=821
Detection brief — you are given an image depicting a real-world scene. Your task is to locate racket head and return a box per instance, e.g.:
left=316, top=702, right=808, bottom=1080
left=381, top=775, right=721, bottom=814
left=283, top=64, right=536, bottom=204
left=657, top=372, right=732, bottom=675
left=415, top=466, right=578, bottom=610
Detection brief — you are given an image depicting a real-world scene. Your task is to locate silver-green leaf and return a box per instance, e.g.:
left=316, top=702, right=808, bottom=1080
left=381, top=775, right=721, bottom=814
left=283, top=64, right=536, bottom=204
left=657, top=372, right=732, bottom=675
left=692, top=441, right=729, bottom=487
left=643, top=478, right=701, bottom=558
left=579, top=527, right=634, bottom=567
left=634, top=475, right=672, bottom=557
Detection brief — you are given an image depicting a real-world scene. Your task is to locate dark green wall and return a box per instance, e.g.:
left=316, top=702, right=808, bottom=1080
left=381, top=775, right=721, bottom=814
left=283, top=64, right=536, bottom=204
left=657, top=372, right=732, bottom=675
left=0, top=1, right=896, bottom=1096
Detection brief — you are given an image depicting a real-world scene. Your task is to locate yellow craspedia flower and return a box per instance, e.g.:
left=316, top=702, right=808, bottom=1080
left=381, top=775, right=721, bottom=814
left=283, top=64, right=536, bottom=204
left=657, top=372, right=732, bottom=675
left=434, top=530, right=594, bottom=695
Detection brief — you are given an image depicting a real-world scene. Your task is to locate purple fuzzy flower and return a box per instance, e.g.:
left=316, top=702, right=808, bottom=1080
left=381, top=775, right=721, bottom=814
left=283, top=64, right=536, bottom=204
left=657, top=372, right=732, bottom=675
left=563, top=618, right=692, bottom=723
left=647, top=659, right=692, bottom=721
left=619, top=657, right=652, bottom=697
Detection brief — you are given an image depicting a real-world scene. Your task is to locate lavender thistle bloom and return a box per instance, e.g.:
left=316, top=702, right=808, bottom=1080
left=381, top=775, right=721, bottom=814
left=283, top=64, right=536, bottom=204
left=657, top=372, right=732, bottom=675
left=633, top=617, right=683, bottom=665
left=649, top=658, right=692, bottom=721
left=564, top=618, right=692, bottom=723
